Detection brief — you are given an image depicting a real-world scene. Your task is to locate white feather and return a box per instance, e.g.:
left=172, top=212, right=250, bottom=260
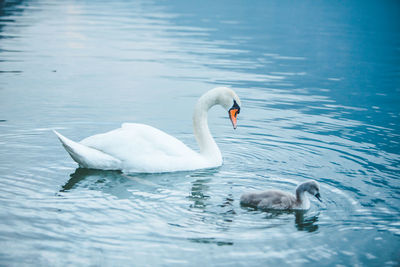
left=54, top=87, right=241, bottom=173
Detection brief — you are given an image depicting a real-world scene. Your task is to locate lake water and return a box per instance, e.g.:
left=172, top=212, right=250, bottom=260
left=1, top=0, right=399, bottom=265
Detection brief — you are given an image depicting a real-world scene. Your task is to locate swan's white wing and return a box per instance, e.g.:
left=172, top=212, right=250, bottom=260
left=80, top=123, right=205, bottom=173
left=54, top=130, right=121, bottom=170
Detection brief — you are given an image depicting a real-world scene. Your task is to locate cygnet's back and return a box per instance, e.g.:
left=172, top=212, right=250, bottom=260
left=240, top=190, right=297, bottom=210
left=240, top=180, right=321, bottom=211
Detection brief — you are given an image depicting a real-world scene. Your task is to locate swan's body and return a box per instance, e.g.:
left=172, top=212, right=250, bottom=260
left=54, top=87, right=241, bottom=173
left=240, top=180, right=322, bottom=210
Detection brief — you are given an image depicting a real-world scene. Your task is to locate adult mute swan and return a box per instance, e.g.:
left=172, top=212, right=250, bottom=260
left=54, top=87, right=241, bottom=173
left=240, top=180, right=322, bottom=210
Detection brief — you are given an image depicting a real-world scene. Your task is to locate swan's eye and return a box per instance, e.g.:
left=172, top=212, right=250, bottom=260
left=231, top=100, right=240, bottom=114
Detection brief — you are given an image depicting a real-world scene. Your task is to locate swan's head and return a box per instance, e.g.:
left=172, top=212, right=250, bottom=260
left=303, top=180, right=322, bottom=202
left=213, top=87, right=241, bottom=129
left=196, top=87, right=241, bottom=129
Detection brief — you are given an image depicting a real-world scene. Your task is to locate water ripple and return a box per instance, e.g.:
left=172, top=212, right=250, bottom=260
left=1, top=0, right=399, bottom=265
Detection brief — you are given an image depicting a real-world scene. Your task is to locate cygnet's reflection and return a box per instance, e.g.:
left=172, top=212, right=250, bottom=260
left=294, top=210, right=319, bottom=232
left=242, top=207, right=319, bottom=232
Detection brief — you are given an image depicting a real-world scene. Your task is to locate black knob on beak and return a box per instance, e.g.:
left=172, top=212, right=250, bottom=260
left=315, top=192, right=322, bottom=202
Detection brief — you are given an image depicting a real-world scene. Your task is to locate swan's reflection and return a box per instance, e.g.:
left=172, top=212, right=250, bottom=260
left=60, top=168, right=198, bottom=198
left=187, top=172, right=236, bottom=246
left=187, top=168, right=219, bottom=209
left=188, top=178, right=211, bottom=209
left=60, top=168, right=134, bottom=198
left=60, top=168, right=178, bottom=199
left=188, top=176, right=236, bottom=220
left=61, top=168, right=116, bottom=191
left=187, top=169, right=236, bottom=232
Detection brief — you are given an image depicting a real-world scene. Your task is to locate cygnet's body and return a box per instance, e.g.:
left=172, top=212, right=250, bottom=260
left=240, top=180, right=322, bottom=210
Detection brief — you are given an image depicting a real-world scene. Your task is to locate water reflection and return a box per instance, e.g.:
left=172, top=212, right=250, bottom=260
left=61, top=168, right=124, bottom=191
left=188, top=237, right=233, bottom=246
left=187, top=171, right=237, bottom=236
left=218, top=194, right=236, bottom=223
left=0, top=0, right=398, bottom=264
left=187, top=171, right=236, bottom=220
left=188, top=178, right=211, bottom=209
left=294, top=211, right=319, bottom=232
left=187, top=176, right=236, bottom=246
left=243, top=206, right=319, bottom=233
left=186, top=168, right=219, bottom=208
left=60, top=168, right=143, bottom=199
left=0, top=0, right=26, bottom=31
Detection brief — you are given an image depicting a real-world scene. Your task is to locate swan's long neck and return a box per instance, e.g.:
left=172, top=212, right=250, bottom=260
left=193, top=91, right=222, bottom=164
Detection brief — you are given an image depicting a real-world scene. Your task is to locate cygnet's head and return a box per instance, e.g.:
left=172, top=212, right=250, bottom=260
left=302, top=180, right=322, bottom=202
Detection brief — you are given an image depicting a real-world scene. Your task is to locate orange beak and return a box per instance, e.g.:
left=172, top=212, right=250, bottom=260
left=229, top=108, right=239, bottom=129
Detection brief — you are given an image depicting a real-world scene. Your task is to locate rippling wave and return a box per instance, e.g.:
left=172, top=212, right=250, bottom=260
left=0, top=0, right=399, bottom=265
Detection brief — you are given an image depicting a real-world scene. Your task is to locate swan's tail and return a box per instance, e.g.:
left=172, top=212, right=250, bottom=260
left=53, top=130, right=121, bottom=170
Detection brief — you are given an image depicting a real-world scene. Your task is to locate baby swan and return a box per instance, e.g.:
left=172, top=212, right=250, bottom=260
left=240, top=180, right=322, bottom=210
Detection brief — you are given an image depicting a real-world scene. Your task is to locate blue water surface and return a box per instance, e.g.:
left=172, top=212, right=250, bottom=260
left=0, top=0, right=399, bottom=265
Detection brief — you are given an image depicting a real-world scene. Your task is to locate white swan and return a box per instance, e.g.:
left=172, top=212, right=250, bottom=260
left=54, top=87, right=241, bottom=173
left=240, top=180, right=322, bottom=210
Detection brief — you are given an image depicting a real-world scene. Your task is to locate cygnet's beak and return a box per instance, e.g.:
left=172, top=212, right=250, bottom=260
left=229, top=101, right=240, bottom=129
left=315, top=192, right=322, bottom=202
